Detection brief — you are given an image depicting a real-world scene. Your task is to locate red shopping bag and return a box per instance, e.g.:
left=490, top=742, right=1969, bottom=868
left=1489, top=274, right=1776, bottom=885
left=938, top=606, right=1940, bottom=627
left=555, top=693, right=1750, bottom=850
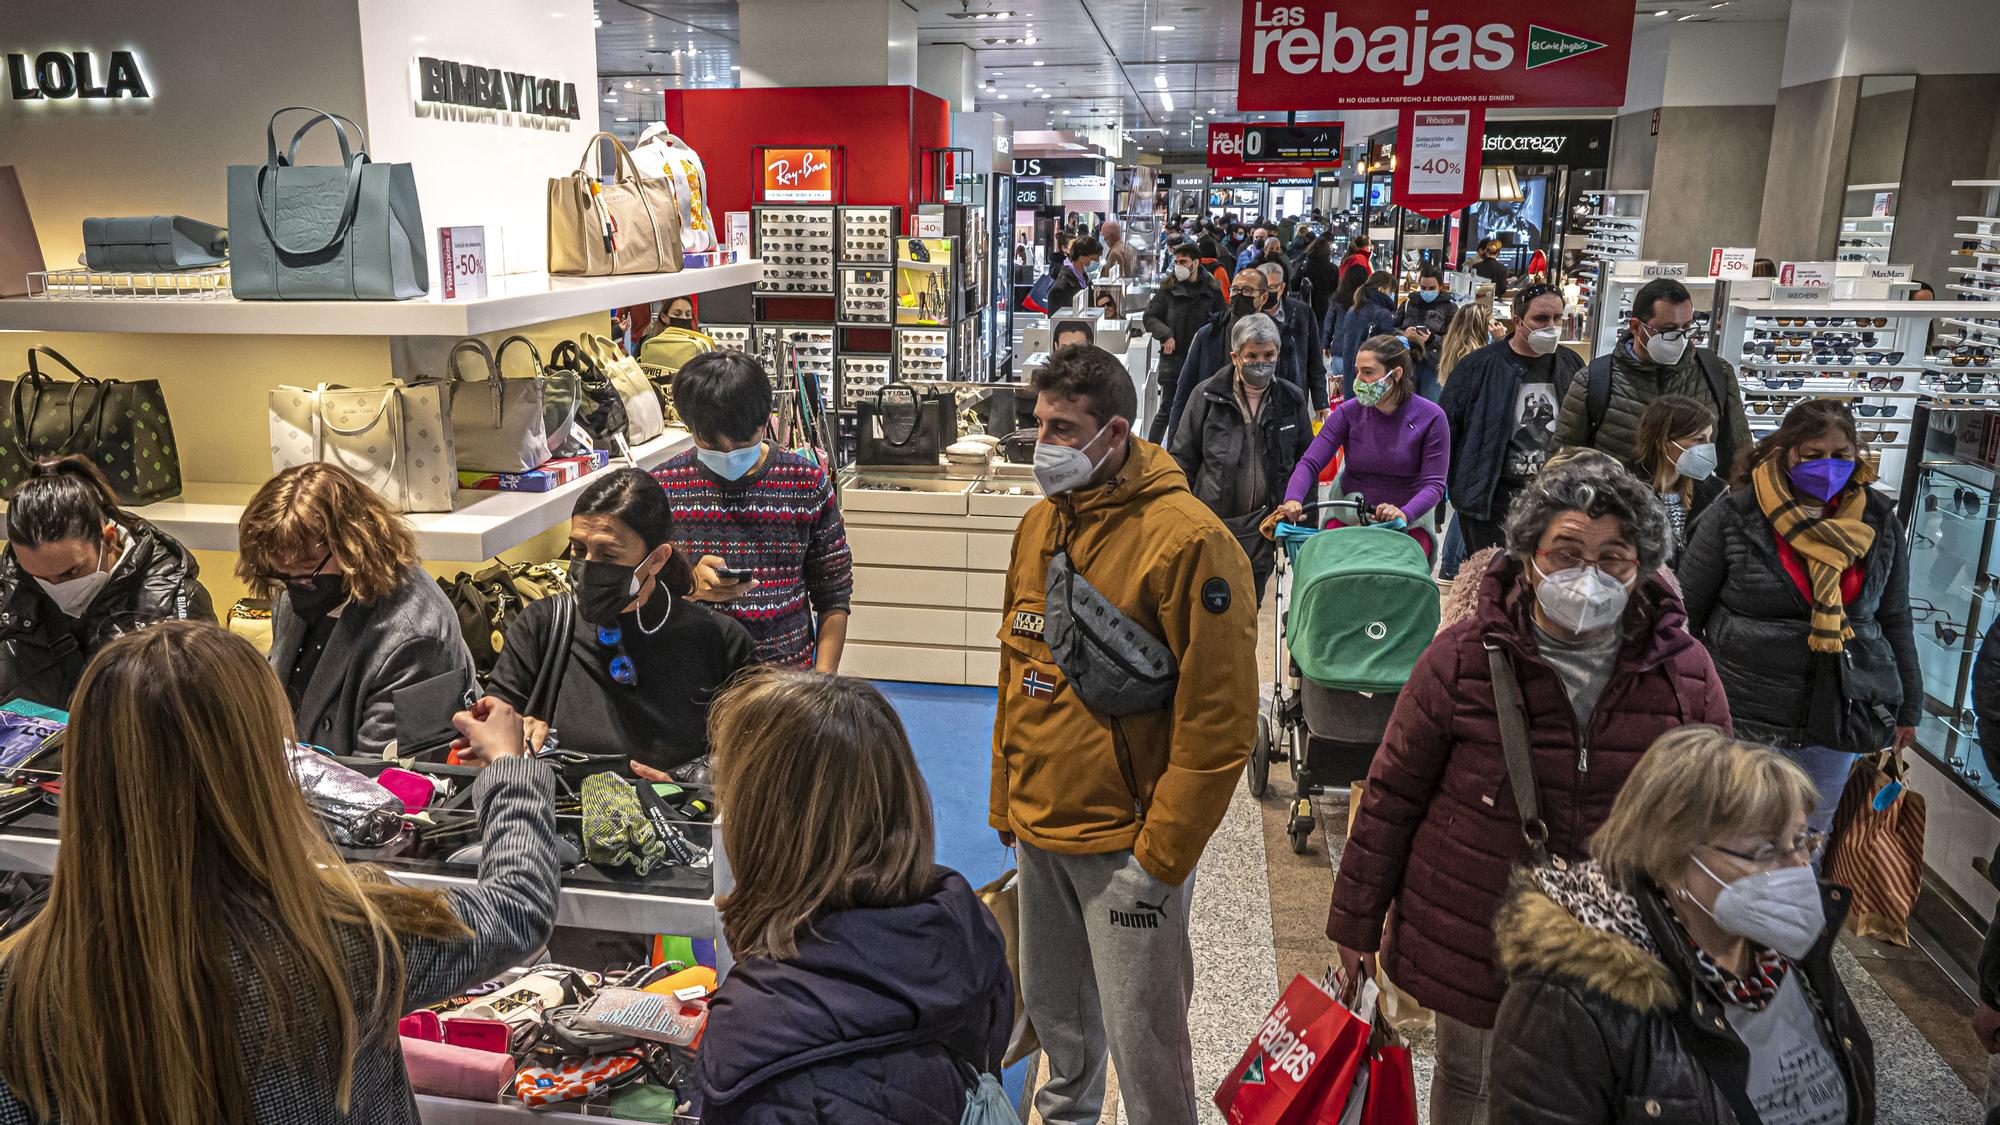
left=1357, top=1043, right=1418, bottom=1125
left=1215, top=973, right=1373, bottom=1125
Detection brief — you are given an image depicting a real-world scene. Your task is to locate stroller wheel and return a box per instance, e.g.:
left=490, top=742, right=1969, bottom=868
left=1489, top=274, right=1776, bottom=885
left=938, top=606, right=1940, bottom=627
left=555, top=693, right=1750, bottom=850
left=1287, top=798, right=1317, bottom=855
left=1249, top=716, right=1272, bottom=798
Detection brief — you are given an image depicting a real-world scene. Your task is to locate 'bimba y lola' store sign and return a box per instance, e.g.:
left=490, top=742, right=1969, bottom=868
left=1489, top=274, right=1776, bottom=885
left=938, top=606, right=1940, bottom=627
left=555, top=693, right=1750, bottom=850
left=412, top=56, right=581, bottom=129
left=7, top=50, right=150, bottom=101
left=1236, top=1, right=1633, bottom=110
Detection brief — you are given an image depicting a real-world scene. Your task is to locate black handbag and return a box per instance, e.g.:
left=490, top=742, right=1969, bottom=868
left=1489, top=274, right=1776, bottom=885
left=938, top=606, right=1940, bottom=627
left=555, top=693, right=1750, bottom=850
left=856, top=382, right=956, bottom=467
left=0, top=347, right=182, bottom=504
left=1803, top=647, right=1899, bottom=755
left=548, top=340, right=630, bottom=446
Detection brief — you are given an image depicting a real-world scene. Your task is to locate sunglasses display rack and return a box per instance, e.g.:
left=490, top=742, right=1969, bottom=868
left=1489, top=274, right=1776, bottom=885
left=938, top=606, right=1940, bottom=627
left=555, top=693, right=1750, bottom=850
left=838, top=205, right=900, bottom=266
left=754, top=323, right=837, bottom=410
left=897, top=328, right=951, bottom=383
left=838, top=266, right=895, bottom=326
left=704, top=323, right=752, bottom=352
left=1835, top=214, right=1894, bottom=265
left=838, top=356, right=894, bottom=408
left=751, top=205, right=837, bottom=296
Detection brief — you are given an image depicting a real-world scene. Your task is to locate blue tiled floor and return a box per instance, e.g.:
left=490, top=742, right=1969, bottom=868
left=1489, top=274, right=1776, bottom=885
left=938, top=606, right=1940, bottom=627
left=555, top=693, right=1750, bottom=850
left=872, top=680, right=1032, bottom=1107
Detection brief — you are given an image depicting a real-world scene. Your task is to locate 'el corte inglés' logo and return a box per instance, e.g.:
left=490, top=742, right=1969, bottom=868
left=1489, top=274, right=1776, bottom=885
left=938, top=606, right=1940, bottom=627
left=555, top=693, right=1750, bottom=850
left=1525, top=25, right=1607, bottom=70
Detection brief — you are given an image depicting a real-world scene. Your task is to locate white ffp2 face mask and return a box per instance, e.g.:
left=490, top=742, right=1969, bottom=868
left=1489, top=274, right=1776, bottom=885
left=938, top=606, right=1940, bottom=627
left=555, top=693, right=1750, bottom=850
left=1691, top=855, right=1826, bottom=959
left=37, top=569, right=110, bottom=618
left=1532, top=558, right=1629, bottom=635
left=1172, top=263, right=1195, bottom=282
left=1674, top=441, right=1718, bottom=481
left=1644, top=330, right=1689, bottom=366
left=1033, top=422, right=1114, bottom=496
left=1526, top=326, right=1562, bottom=356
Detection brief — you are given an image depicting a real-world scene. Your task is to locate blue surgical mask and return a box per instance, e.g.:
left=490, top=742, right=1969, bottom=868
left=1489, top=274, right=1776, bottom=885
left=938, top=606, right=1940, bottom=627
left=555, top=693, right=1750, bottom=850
left=696, top=441, right=764, bottom=481
left=1417, top=288, right=1440, bottom=303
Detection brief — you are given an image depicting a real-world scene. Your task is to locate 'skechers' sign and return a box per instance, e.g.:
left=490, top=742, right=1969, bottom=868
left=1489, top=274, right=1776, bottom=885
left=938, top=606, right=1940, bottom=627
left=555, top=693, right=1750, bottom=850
left=1236, top=1, right=1632, bottom=110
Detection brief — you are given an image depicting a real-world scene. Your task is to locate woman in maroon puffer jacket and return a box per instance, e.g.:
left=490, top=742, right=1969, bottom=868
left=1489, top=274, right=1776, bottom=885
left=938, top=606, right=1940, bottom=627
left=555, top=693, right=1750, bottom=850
left=1327, top=455, right=1731, bottom=1125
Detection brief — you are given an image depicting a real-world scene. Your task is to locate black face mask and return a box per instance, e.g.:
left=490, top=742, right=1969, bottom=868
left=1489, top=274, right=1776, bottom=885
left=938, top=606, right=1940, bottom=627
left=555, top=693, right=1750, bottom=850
left=666, top=315, right=694, bottom=328
left=569, top=559, right=640, bottom=626
left=1231, top=294, right=1260, bottom=317
left=285, top=573, right=349, bottom=619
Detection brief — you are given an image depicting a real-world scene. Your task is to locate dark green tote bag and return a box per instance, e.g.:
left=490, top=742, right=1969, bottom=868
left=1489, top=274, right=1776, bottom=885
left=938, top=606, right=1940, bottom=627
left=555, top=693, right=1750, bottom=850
left=227, top=107, right=429, bottom=301
left=0, top=348, right=182, bottom=505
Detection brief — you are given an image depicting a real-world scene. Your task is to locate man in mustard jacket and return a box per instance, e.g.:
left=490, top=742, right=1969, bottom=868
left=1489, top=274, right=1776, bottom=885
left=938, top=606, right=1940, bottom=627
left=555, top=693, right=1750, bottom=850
left=991, top=344, right=1258, bottom=1125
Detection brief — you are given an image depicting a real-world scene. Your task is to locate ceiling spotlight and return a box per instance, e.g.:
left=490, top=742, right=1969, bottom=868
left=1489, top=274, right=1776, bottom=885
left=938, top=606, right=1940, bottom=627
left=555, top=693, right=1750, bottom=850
left=1652, top=7, right=1670, bottom=13
left=1041, top=92, right=1051, bottom=99
left=1150, top=24, right=1177, bottom=31
left=1032, top=59, right=1044, bottom=66
left=998, top=92, right=1008, bottom=99
left=1154, top=74, right=1168, bottom=89
left=1159, top=91, right=1174, bottom=111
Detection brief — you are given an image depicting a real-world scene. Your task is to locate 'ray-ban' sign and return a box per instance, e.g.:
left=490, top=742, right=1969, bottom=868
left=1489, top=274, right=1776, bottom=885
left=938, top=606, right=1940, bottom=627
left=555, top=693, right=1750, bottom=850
left=1237, top=2, right=1632, bottom=110
left=7, top=51, right=150, bottom=100
left=413, top=56, right=581, bottom=128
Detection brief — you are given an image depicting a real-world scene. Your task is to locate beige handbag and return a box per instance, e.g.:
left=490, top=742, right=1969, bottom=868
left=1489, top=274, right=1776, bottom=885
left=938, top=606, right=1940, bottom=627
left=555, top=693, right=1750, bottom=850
left=268, top=380, right=457, bottom=513
left=448, top=339, right=555, bottom=474
left=548, top=133, right=684, bottom=277
left=580, top=331, right=666, bottom=446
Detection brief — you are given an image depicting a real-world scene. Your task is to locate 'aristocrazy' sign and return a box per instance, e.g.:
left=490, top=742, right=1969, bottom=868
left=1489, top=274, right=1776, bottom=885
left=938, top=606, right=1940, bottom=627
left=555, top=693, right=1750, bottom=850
left=412, top=56, right=580, bottom=129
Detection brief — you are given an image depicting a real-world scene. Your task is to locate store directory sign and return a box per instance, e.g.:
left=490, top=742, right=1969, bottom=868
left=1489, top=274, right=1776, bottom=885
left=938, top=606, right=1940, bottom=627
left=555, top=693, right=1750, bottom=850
left=1237, top=2, right=1633, bottom=109
left=1239, top=124, right=1345, bottom=163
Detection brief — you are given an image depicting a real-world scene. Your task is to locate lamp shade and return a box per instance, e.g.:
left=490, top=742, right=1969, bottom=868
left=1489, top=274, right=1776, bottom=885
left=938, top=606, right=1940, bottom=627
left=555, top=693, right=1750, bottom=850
left=1479, top=167, right=1522, bottom=203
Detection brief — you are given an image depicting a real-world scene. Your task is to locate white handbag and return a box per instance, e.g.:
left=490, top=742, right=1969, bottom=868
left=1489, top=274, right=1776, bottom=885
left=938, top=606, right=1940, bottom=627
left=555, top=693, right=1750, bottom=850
left=269, top=381, right=457, bottom=513
left=448, top=338, right=554, bottom=474
left=632, top=124, right=718, bottom=254
left=580, top=331, right=667, bottom=447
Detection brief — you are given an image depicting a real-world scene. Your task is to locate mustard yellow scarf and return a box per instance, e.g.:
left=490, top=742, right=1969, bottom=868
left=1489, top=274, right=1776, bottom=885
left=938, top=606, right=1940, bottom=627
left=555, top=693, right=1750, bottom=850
left=1752, top=455, right=1876, bottom=653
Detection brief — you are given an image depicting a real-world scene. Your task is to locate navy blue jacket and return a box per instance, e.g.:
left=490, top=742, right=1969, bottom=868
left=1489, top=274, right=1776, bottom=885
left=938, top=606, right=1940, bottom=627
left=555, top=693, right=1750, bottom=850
left=1271, top=294, right=1329, bottom=411
left=1436, top=339, right=1585, bottom=522
left=1330, top=287, right=1399, bottom=399
left=1171, top=307, right=1238, bottom=436
left=697, top=870, right=1012, bottom=1124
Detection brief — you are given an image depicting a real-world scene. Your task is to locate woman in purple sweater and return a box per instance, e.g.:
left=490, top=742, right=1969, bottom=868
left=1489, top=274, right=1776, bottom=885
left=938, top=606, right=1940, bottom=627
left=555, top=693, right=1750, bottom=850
left=1274, top=334, right=1450, bottom=557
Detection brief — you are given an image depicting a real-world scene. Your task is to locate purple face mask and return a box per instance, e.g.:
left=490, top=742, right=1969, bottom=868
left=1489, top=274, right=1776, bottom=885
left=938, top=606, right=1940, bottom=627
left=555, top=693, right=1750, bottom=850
left=1789, top=457, right=1856, bottom=503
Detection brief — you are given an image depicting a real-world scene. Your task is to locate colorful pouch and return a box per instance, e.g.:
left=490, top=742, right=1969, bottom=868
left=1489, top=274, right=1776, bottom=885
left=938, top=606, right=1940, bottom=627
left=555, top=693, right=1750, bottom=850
left=513, top=1053, right=641, bottom=1106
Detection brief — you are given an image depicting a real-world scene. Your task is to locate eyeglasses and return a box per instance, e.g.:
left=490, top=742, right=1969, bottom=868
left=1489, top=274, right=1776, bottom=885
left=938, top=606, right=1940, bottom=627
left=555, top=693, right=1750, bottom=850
left=595, top=625, right=638, bottom=686
left=1925, top=485, right=1981, bottom=515
left=1908, top=597, right=1942, bottom=622
left=1535, top=547, right=1639, bottom=582
left=1937, top=618, right=1971, bottom=646
left=1859, top=375, right=1904, bottom=391
left=1710, top=830, right=1828, bottom=869
left=257, top=550, right=333, bottom=585
left=1851, top=402, right=1899, bottom=417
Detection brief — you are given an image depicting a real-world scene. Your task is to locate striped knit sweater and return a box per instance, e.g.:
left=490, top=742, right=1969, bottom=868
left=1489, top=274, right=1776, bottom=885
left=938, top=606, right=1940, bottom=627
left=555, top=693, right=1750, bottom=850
left=654, top=447, right=853, bottom=668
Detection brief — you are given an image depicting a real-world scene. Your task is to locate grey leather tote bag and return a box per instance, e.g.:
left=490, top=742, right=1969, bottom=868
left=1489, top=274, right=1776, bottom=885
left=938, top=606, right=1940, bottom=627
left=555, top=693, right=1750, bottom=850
left=228, top=107, right=429, bottom=301
left=82, top=216, right=228, bottom=271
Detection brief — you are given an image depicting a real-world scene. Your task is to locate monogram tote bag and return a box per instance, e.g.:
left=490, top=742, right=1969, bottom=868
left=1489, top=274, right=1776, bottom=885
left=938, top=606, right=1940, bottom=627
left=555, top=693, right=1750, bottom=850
left=228, top=108, right=428, bottom=301
left=268, top=380, right=456, bottom=513
left=0, top=347, right=182, bottom=505
left=447, top=339, right=554, bottom=474
left=547, top=133, right=684, bottom=277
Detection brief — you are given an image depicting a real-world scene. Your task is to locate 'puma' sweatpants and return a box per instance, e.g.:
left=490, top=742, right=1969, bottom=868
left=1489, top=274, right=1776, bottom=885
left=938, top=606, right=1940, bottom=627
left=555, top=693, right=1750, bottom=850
left=1016, top=841, right=1199, bottom=1125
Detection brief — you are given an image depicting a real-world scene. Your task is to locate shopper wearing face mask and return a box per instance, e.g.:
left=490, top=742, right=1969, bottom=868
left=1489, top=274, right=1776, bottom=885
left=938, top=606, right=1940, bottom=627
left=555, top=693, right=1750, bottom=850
left=656, top=351, right=852, bottom=671
left=1330, top=271, right=1400, bottom=399
left=1395, top=265, right=1460, bottom=400
left=1552, top=278, right=1752, bottom=476
left=1169, top=313, right=1311, bottom=602
left=236, top=463, right=472, bottom=757
left=488, top=468, right=754, bottom=779
left=1330, top=457, right=1729, bottom=1125
left=1438, top=282, right=1586, bottom=556
left=0, top=457, right=215, bottom=709
left=1678, top=399, right=1920, bottom=842
left=1257, top=262, right=1329, bottom=416
left=1142, top=243, right=1227, bottom=443
left=1633, top=395, right=1725, bottom=556
left=1047, top=235, right=1102, bottom=314
left=1302, top=236, right=1341, bottom=327
left=994, top=345, right=1256, bottom=1125
left=1491, top=727, right=1873, bottom=1125
left=1169, top=266, right=1273, bottom=435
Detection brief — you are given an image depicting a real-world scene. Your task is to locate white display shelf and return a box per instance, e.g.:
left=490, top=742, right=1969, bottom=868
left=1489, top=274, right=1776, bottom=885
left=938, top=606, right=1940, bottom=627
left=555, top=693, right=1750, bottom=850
left=0, top=429, right=695, bottom=561
left=0, top=261, right=764, bottom=337
left=1734, top=299, right=2000, bottom=318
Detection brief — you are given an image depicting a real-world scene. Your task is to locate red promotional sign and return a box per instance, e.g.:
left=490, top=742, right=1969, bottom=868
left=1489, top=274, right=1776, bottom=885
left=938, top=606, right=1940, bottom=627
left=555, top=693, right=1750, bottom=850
left=1208, top=123, right=1340, bottom=179
left=1391, top=105, right=1484, bottom=217
left=1237, top=1, right=1634, bottom=110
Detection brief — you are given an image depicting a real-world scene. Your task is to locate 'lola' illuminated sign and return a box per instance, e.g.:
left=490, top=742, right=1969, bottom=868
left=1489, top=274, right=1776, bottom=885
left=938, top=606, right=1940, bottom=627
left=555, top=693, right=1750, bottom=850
left=7, top=50, right=150, bottom=100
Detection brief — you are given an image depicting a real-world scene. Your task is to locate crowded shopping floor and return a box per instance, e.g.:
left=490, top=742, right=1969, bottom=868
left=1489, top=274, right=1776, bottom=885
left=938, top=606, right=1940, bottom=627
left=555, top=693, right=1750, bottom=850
left=5, top=0, right=2000, bottom=1122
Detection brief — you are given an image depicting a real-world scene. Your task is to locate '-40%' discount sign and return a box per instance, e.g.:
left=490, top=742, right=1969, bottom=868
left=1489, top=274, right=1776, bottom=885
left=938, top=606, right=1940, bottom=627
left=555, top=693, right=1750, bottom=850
left=1393, top=106, right=1484, bottom=215
left=1237, top=1, right=1634, bottom=110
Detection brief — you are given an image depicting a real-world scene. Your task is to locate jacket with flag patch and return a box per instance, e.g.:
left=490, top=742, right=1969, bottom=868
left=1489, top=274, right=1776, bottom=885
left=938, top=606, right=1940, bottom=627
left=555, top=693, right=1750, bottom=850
left=989, top=439, right=1257, bottom=887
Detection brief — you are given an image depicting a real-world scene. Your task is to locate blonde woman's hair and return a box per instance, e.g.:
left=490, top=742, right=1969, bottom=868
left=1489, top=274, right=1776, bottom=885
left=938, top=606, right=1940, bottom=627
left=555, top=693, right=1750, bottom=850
left=1592, top=725, right=1818, bottom=887
left=0, top=622, right=467, bottom=1125
left=710, top=668, right=937, bottom=960
left=236, top=463, right=421, bottom=604
left=1435, top=302, right=1492, bottom=389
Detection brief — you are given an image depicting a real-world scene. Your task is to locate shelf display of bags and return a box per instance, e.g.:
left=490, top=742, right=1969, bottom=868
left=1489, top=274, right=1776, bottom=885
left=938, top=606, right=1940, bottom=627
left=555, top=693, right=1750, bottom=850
left=548, top=133, right=684, bottom=277
left=81, top=215, right=228, bottom=272
left=269, top=379, right=457, bottom=513
left=447, top=339, right=555, bottom=474
left=0, top=347, right=182, bottom=504
left=228, top=107, right=429, bottom=301
left=494, top=336, right=589, bottom=458
left=547, top=339, right=630, bottom=449
left=578, top=332, right=666, bottom=446
left=631, top=125, right=718, bottom=254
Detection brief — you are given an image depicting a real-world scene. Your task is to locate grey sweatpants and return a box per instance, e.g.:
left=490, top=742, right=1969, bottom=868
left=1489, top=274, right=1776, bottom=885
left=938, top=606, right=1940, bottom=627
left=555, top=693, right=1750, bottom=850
left=1017, top=841, right=1199, bottom=1125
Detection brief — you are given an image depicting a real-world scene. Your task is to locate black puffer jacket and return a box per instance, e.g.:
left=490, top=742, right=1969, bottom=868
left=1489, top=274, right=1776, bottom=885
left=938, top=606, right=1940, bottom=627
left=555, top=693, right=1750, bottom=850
left=0, top=516, right=215, bottom=708
left=1492, top=862, right=1875, bottom=1125
left=1678, top=485, right=1921, bottom=746
left=1169, top=369, right=1312, bottom=536
left=1550, top=339, right=1753, bottom=478
left=1143, top=271, right=1226, bottom=414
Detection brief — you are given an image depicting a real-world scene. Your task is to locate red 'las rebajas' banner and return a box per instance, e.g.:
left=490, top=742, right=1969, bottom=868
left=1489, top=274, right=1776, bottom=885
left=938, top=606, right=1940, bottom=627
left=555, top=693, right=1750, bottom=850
left=1237, top=1, right=1634, bottom=110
